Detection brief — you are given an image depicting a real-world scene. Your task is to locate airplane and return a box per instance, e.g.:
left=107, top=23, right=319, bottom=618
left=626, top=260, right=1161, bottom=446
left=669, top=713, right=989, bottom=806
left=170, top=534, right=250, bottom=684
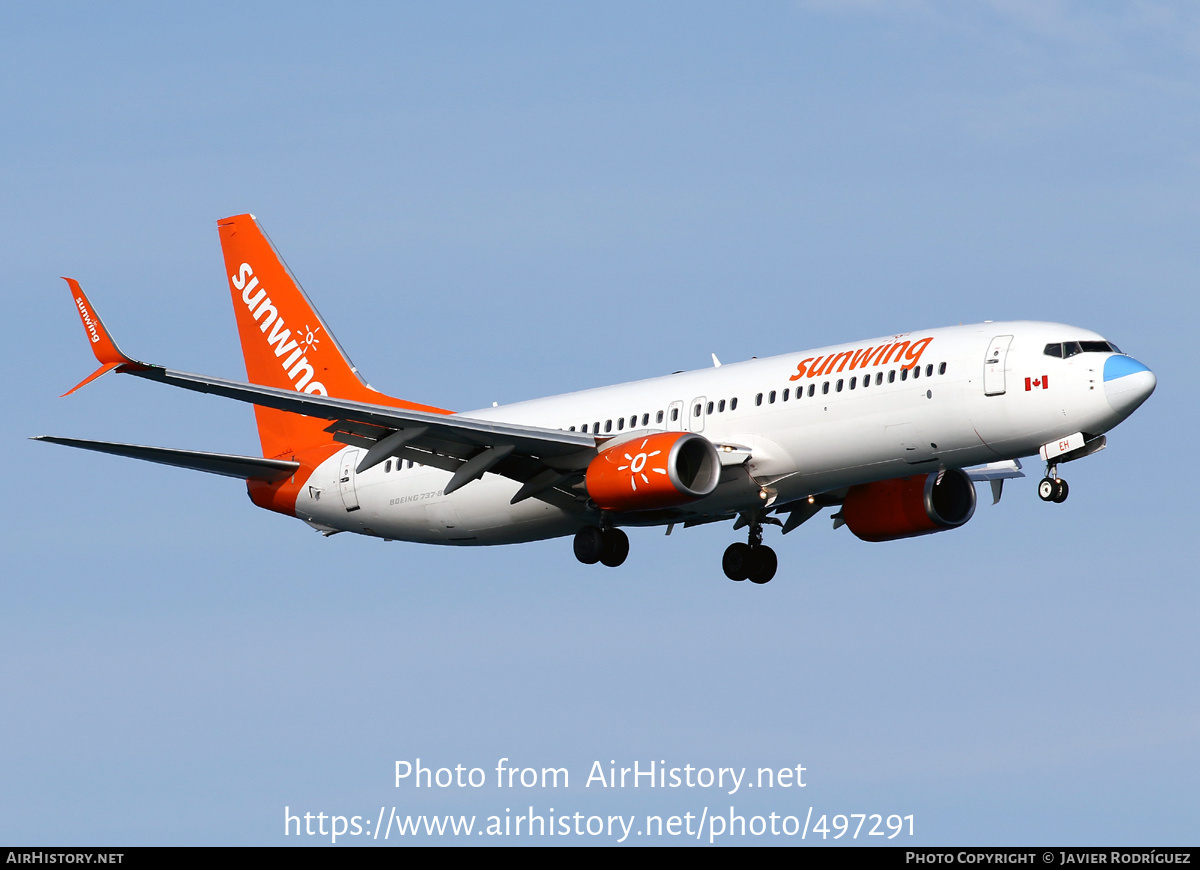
left=36, top=213, right=1157, bottom=584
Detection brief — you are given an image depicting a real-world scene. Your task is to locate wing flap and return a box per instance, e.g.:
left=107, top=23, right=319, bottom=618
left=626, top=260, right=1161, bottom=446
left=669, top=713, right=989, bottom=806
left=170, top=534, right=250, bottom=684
left=965, top=459, right=1025, bottom=481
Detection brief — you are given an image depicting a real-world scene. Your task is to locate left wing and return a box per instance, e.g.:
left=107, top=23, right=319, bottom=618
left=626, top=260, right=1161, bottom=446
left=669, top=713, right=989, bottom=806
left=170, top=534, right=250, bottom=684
left=128, top=364, right=598, bottom=507
left=52, top=278, right=600, bottom=508
left=31, top=436, right=300, bottom=482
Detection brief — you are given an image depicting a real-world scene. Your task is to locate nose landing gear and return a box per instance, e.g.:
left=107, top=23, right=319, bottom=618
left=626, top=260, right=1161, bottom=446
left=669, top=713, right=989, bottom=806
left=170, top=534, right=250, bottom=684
left=722, top=517, right=778, bottom=584
left=1038, top=463, right=1069, bottom=503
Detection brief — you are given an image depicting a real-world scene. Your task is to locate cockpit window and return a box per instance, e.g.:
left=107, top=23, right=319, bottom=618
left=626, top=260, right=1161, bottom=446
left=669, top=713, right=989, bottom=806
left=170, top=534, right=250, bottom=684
left=1044, top=340, right=1121, bottom=358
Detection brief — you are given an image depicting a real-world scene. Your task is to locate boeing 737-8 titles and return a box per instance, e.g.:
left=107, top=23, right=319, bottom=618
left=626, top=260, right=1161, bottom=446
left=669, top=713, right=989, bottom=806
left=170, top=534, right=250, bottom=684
left=37, top=214, right=1157, bottom=583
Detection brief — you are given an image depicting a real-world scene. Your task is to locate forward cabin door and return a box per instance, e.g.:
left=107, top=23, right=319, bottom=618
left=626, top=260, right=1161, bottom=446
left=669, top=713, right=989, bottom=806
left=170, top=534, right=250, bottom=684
left=667, top=400, right=684, bottom=431
left=984, top=335, right=1013, bottom=396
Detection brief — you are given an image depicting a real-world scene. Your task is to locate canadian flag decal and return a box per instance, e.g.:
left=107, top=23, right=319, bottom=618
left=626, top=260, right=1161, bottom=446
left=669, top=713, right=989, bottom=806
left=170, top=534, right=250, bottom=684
left=1025, top=375, right=1050, bottom=391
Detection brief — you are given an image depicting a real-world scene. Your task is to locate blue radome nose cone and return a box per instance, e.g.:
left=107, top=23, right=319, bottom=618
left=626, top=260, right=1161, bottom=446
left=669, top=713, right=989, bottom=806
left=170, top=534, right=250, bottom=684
left=1103, top=355, right=1156, bottom=417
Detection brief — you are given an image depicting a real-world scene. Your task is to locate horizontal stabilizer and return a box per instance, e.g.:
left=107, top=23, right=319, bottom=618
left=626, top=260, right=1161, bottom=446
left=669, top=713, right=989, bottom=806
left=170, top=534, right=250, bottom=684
left=32, top=436, right=300, bottom=482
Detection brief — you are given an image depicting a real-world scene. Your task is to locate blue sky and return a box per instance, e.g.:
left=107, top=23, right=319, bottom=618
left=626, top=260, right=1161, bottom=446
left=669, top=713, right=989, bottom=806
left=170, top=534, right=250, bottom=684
left=3, top=2, right=1197, bottom=845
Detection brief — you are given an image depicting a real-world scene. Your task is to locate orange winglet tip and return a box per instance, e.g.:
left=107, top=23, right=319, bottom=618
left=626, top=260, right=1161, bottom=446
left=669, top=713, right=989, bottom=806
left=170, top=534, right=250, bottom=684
left=62, top=361, right=121, bottom=397
left=60, top=277, right=148, bottom=395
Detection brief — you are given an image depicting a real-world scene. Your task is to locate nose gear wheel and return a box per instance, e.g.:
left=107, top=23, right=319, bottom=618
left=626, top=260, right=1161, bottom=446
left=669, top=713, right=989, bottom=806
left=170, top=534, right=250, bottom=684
left=1038, top=463, right=1069, bottom=503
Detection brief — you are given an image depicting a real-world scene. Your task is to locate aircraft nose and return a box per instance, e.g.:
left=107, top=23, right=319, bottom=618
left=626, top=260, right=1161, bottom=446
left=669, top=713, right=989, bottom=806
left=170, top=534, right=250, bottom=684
left=1103, top=354, right=1156, bottom=418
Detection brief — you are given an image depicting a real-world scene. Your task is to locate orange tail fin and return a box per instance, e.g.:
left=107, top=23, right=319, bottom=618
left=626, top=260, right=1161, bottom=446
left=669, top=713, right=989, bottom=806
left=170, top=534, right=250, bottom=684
left=216, top=214, right=449, bottom=458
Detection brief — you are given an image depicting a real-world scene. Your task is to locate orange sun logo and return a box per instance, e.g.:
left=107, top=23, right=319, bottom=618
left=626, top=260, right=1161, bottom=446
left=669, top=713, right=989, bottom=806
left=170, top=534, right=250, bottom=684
left=300, top=324, right=322, bottom=352
left=616, top=439, right=669, bottom=491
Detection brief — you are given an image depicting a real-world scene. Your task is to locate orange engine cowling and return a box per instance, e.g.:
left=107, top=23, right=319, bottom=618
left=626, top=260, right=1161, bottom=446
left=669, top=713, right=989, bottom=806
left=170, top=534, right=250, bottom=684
left=586, top=432, right=721, bottom=512
left=842, top=469, right=977, bottom=542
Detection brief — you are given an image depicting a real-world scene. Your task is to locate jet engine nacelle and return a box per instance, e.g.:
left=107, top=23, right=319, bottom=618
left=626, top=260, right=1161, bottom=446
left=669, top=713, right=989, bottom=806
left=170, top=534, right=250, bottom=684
left=842, top=469, right=977, bottom=542
left=586, top=431, right=721, bottom=512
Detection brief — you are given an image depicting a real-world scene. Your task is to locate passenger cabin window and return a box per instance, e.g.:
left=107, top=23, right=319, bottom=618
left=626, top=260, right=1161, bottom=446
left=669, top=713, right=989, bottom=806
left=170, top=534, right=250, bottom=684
left=656, top=410, right=664, bottom=424
left=642, top=413, right=649, bottom=426
left=769, top=390, right=776, bottom=404
left=756, top=393, right=763, bottom=406
left=718, top=399, right=726, bottom=412
left=836, top=379, right=844, bottom=392
left=605, top=420, right=612, bottom=433
left=822, top=381, right=830, bottom=394
left=888, top=371, right=896, bottom=383
left=939, top=362, right=947, bottom=375
left=925, top=364, right=933, bottom=377
left=808, top=384, right=815, bottom=397
left=706, top=401, right=714, bottom=414
left=730, top=397, right=738, bottom=410
left=617, top=418, right=624, bottom=430
left=849, top=376, right=857, bottom=389
left=385, top=460, right=392, bottom=473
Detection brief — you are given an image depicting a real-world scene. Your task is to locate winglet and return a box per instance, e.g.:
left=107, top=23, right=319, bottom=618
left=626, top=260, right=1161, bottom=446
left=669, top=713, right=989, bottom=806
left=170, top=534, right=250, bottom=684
left=61, top=278, right=148, bottom=396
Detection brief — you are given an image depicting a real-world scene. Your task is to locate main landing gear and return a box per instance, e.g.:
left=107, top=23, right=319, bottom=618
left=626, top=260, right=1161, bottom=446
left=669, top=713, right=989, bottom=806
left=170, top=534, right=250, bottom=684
left=722, top=518, right=778, bottom=584
left=573, top=525, right=629, bottom=568
left=1038, top=463, right=1069, bottom=504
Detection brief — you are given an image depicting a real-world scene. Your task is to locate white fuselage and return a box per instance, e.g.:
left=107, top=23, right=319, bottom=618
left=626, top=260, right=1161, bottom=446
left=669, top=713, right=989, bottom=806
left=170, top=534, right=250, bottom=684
left=290, top=321, right=1153, bottom=544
